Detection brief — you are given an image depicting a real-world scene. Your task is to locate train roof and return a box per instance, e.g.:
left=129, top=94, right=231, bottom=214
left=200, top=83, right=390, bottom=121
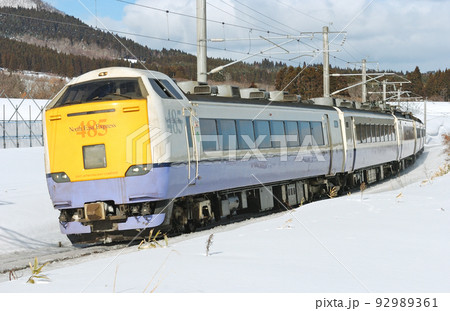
left=67, top=67, right=170, bottom=85
left=186, top=94, right=336, bottom=111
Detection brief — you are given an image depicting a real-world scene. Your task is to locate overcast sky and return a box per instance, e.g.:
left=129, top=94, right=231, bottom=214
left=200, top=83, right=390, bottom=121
left=47, top=0, right=449, bottom=73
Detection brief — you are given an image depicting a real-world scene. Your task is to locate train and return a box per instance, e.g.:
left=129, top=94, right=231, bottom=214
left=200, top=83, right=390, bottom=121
left=43, top=67, right=425, bottom=244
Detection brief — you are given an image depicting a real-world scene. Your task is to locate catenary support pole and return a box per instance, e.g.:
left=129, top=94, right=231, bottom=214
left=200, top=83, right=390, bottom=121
left=362, top=58, right=367, bottom=103
left=323, top=26, right=330, bottom=97
left=197, top=0, right=207, bottom=83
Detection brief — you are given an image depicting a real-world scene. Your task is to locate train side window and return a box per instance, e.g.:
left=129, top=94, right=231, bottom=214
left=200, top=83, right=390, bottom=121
left=373, top=125, right=377, bottom=142
left=404, top=127, right=410, bottom=140
left=380, top=125, right=384, bottom=142
left=356, top=124, right=361, bottom=143
left=270, top=121, right=286, bottom=148
left=298, top=121, right=311, bottom=145
left=392, top=125, right=396, bottom=141
left=148, top=78, right=182, bottom=99
left=199, top=118, right=219, bottom=151
left=380, top=125, right=383, bottom=141
left=360, top=124, right=366, bottom=143
left=385, top=125, right=389, bottom=141
left=159, top=79, right=183, bottom=99
left=370, top=124, right=375, bottom=143
left=381, top=125, right=385, bottom=141
left=363, top=125, right=368, bottom=143
left=360, top=124, right=365, bottom=143
left=217, top=119, right=237, bottom=151
left=386, top=125, right=390, bottom=141
left=376, top=125, right=380, bottom=142
left=310, top=121, right=325, bottom=146
left=254, top=120, right=271, bottom=148
left=285, top=121, right=299, bottom=147
left=236, top=120, right=255, bottom=149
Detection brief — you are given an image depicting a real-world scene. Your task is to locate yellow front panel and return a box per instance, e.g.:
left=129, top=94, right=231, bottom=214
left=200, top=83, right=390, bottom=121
left=45, top=99, right=151, bottom=182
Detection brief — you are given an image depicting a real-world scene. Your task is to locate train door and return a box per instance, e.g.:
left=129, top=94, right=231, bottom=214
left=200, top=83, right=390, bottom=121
left=412, top=120, right=417, bottom=154
left=347, top=116, right=357, bottom=172
left=323, top=114, right=333, bottom=175
left=184, top=107, right=200, bottom=185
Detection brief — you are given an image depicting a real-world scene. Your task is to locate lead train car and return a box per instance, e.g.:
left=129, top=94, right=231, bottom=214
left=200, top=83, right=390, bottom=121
left=43, top=67, right=424, bottom=243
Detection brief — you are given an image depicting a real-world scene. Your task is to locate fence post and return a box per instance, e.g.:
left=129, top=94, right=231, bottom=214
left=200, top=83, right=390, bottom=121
left=29, top=105, right=32, bottom=147
left=16, top=102, right=19, bottom=148
left=2, top=104, right=5, bottom=149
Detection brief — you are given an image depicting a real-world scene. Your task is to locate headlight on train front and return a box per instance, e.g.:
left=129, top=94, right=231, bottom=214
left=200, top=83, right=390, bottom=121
left=125, top=164, right=152, bottom=177
left=51, top=172, right=71, bottom=183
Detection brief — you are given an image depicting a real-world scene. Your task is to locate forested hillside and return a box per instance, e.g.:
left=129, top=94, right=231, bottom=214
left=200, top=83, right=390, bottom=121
left=0, top=6, right=447, bottom=101
left=0, top=7, right=283, bottom=86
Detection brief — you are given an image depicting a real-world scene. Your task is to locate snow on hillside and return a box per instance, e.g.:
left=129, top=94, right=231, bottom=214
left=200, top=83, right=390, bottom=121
left=0, top=0, right=59, bottom=13
left=0, top=102, right=449, bottom=298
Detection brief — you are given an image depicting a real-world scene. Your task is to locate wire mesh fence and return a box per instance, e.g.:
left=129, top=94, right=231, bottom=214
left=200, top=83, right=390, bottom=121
left=1, top=92, right=49, bottom=149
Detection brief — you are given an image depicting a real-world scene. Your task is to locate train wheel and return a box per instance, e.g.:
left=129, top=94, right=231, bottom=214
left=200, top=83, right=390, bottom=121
left=184, top=220, right=197, bottom=233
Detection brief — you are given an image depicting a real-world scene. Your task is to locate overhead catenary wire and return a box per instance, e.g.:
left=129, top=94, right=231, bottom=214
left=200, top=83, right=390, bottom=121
left=231, top=0, right=300, bottom=35
left=208, top=0, right=288, bottom=36
left=115, top=0, right=291, bottom=37
left=114, top=0, right=322, bottom=65
left=215, top=0, right=295, bottom=36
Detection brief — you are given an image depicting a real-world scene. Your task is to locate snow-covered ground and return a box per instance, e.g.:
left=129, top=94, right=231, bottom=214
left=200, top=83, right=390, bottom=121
left=0, top=102, right=449, bottom=299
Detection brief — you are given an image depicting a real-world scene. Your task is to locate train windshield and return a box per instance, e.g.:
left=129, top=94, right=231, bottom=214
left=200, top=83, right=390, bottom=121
left=53, top=78, right=145, bottom=108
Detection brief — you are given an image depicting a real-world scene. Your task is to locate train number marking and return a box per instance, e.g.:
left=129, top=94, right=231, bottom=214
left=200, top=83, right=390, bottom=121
left=70, top=119, right=116, bottom=138
left=166, top=109, right=183, bottom=134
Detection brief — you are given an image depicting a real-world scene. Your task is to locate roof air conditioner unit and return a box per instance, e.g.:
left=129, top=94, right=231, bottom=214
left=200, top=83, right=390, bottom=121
left=217, top=85, right=241, bottom=98
left=240, top=88, right=265, bottom=99
left=270, top=91, right=298, bottom=102
left=177, top=81, right=211, bottom=95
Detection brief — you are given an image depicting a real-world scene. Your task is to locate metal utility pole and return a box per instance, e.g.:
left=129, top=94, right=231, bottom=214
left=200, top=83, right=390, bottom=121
left=322, top=26, right=330, bottom=97
left=382, top=79, right=387, bottom=103
left=197, top=0, right=207, bottom=83
left=362, top=58, right=367, bottom=103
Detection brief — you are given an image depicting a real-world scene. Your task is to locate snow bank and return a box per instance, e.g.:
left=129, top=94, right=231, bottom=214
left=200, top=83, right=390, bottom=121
left=0, top=170, right=449, bottom=293
left=0, top=147, right=64, bottom=255
left=0, top=101, right=449, bottom=294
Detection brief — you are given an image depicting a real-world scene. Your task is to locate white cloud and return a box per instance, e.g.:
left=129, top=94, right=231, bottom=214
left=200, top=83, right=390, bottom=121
left=93, top=0, right=449, bottom=72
